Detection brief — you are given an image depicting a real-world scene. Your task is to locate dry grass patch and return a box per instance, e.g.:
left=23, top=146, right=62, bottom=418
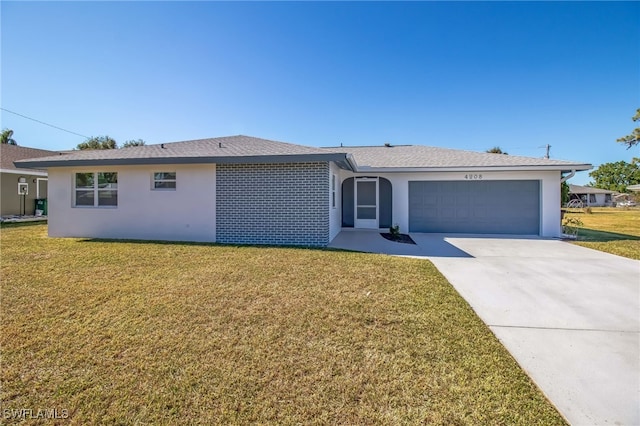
left=572, top=207, right=640, bottom=237
left=565, top=207, right=640, bottom=259
left=1, top=224, right=565, bottom=424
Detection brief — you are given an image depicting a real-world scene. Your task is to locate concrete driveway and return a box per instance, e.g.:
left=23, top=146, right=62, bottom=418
left=329, top=231, right=640, bottom=425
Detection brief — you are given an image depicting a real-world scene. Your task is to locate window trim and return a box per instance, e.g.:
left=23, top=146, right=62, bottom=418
left=152, top=171, right=177, bottom=191
left=74, top=172, right=118, bottom=208
left=331, top=174, right=336, bottom=209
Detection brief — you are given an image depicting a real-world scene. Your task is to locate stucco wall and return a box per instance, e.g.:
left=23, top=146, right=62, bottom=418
left=1, top=173, right=48, bottom=216
left=338, top=170, right=563, bottom=238
left=216, top=162, right=330, bottom=246
left=45, top=163, right=563, bottom=244
left=47, top=164, right=216, bottom=242
left=588, top=193, right=612, bottom=207
left=329, top=162, right=342, bottom=242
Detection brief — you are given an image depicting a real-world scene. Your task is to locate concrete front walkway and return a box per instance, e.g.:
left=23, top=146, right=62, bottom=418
left=329, top=231, right=640, bottom=426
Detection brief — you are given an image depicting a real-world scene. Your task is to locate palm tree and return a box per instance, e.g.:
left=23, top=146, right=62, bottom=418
left=1, top=129, right=17, bottom=145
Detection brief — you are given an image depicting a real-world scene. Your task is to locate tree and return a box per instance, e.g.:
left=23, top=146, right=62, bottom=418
left=561, top=181, right=570, bottom=205
left=122, top=139, right=146, bottom=148
left=76, top=136, right=118, bottom=150
left=588, top=158, right=640, bottom=193
left=486, top=146, right=508, bottom=155
left=616, top=108, right=639, bottom=149
left=1, top=128, right=18, bottom=145
left=75, top=136, right=146, bottom=150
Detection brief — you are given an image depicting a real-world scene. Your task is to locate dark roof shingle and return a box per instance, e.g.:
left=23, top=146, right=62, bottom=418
left=17, top=135, right=329, bottom=164
left=324, top=145, right=591, bottom=169
left=15, top=135, right=592, bottom=172
left=1, top=144, right=60, bottom=172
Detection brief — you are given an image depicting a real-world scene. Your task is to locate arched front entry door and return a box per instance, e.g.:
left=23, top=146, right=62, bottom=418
left=342, top=177, right=392, bottom=229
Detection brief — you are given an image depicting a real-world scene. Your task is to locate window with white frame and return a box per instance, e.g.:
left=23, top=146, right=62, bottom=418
left=331, top=174, right=336, bottom=208
left=153, top=172, right=177, bottom=190
left=75, top=172, right=118, bottom=207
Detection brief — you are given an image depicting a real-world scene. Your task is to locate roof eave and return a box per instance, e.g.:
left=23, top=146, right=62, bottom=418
left=351, top=164, right=593, bottom=173
left=15, top=153, right=350, bottom=169
left=570, top=189, right=613, bottom=194
left=344, top=153, right=358, bottom=172
left=1, top=168, right=48, bottom=176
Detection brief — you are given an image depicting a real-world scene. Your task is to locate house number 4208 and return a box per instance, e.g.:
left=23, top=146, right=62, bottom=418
left=464, top=174, right=483, bottom=180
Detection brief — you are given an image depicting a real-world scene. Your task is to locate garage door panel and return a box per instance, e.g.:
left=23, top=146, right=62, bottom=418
left=409, top=180, right=540, bottom=234
left=456, top=207, right=470, bottom=219
left=439, top=194, right=454, bottom=205
left=439, top=206, right=454, bottom=217
left=472, top=207, right=488, bottom=219
left=423, top=207, right=438, bottom=218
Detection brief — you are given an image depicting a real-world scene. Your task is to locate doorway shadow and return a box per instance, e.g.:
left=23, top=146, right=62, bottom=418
left=328, top=231, right=473, bottom=258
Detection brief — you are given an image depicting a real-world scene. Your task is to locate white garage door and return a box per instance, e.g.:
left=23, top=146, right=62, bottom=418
left=409, top=180, right=540, bottom=234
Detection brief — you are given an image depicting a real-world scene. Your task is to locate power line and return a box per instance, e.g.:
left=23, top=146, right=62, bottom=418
left=0, top=107, right=90, bottom=139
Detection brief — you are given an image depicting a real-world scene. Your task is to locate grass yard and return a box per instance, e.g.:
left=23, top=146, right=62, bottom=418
left=1, top=224, right=565, bottom=425
left=564, top=207, right=640, bottom=260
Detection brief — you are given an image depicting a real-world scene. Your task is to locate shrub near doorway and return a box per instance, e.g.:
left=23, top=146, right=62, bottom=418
left=381, top=224, right=416, bottom=245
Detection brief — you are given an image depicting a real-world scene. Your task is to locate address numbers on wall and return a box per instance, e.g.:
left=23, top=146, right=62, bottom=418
left=464, top=174, right=483, bottom=180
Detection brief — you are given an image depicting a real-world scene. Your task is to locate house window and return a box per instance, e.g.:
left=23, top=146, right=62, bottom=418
left=331, top=174, right=336, bottom=208
left=605, top=194, right=612, bottom=203
left=153, top=172, right=177, bottom=190
left=75, top=172, right=117, bottom=207
left=589, top=194, right=596, bottom=203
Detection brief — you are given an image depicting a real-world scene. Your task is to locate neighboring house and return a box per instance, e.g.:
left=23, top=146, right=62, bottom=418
left=1, top=144, right=59, bottom=216
left=626, top=184, right=640, bottom=192
left=568, top=184, right=614, bottom=207
left=16, top=135, right=591, bottom=246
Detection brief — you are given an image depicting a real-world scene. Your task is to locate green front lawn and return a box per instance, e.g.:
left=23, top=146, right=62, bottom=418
left=1, top=224, right=565, bottom=424
left=564, top=207, right=640, bottom=260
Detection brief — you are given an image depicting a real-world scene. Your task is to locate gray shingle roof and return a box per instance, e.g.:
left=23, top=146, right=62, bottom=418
left=569, top=184, right=613, bottom=194
left=323, top=145, right=591, bottom=170
left=15, top=135, right=347, bottom=168
left=1, top=144, right=59, bottom=173
left=19, top=135, right=327, bottom=162
left=15, top=135, right=592, bottom=172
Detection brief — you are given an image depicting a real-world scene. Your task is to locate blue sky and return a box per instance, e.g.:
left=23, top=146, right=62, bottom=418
left=2, top=1, right=638, bottom=185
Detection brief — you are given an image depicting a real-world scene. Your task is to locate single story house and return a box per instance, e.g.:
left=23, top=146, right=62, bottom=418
left=568, top=184, right=614, bottom=207
left=1, top=144, right=59, bottom=216
left=16, top=135, right=592, bottom=246
left=627, top=184, right=640, bottom=192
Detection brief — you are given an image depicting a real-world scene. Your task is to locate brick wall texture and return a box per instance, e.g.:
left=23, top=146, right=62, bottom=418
left=216, top=162, right=330, bottom=246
